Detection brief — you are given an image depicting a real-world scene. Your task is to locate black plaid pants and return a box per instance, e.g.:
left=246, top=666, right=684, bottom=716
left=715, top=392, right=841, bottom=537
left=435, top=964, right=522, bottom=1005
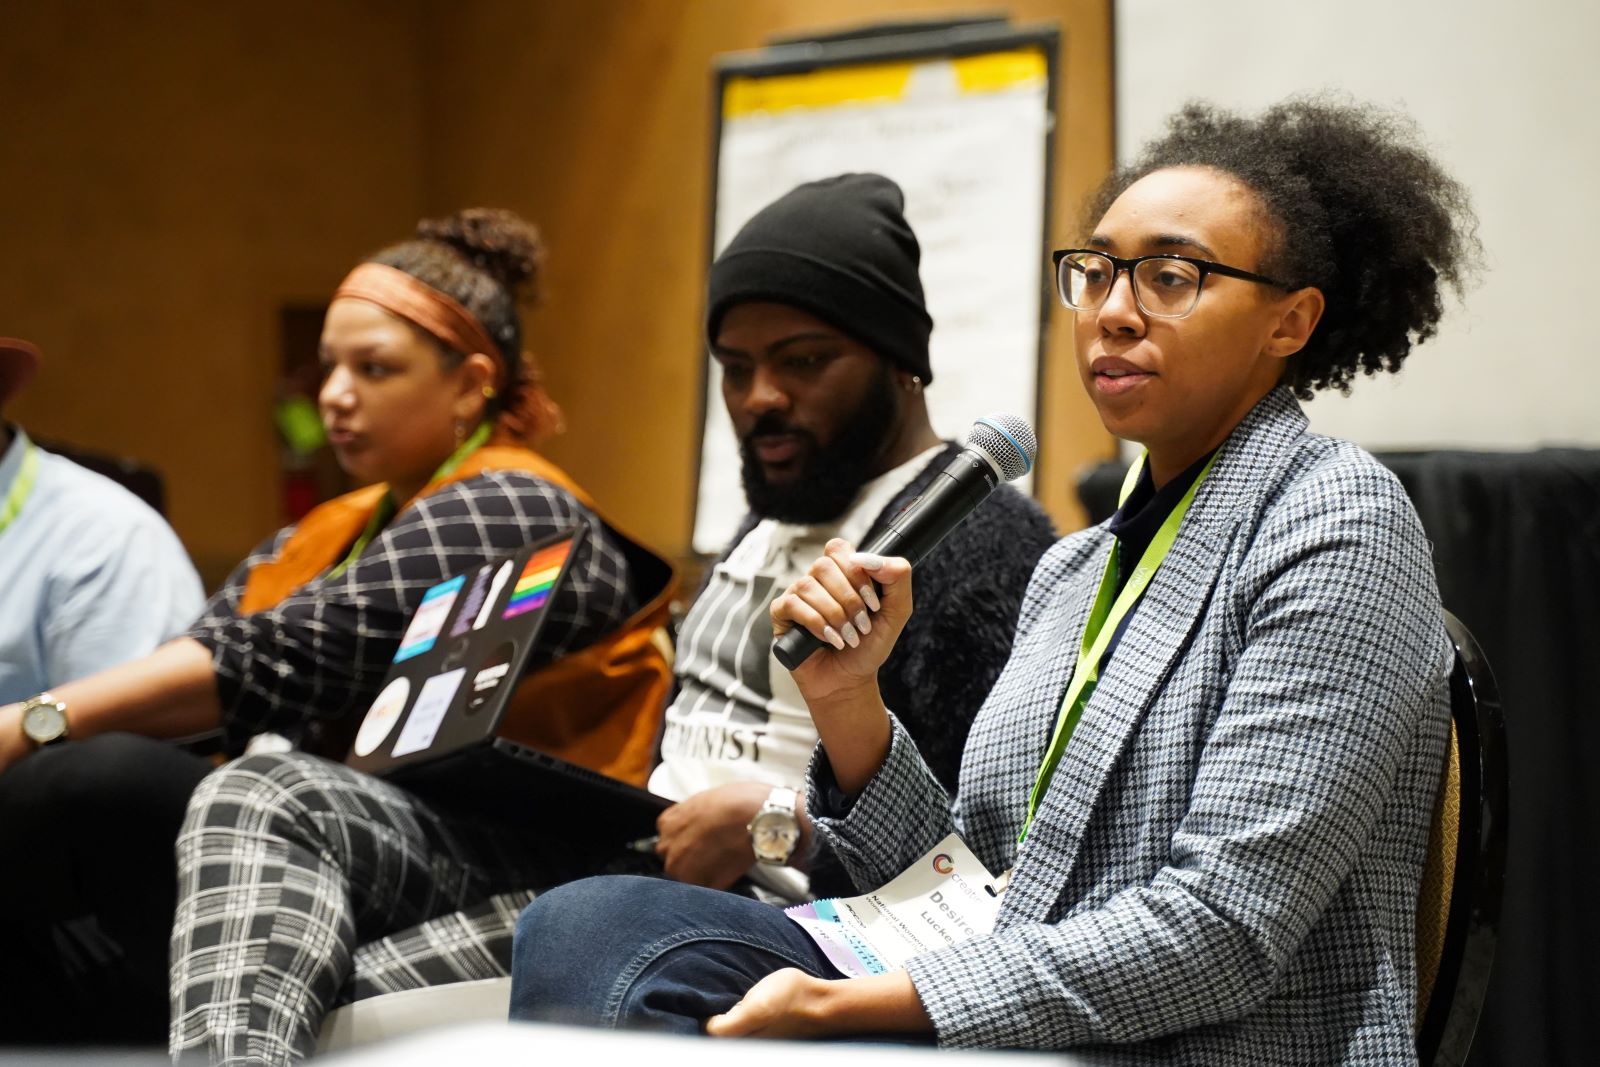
left=169, top=751, right=607, bottom=1065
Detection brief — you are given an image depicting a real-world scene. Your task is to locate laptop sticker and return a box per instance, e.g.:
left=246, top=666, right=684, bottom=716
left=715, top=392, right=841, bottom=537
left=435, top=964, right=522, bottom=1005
left=395, top=575, right=466, bottom=663
left=390, top=667, right=467, bottom=758
left=503, top=540, right=573, bottom=619
left=353, top=676, right=411, bottom=757
left=466, top=642, right=515, bottom=716
left=437, top=633, right=473, bottom=673
left=449, top=567, right=494, bottom=638
left=473, top=560, right=514, bottom=630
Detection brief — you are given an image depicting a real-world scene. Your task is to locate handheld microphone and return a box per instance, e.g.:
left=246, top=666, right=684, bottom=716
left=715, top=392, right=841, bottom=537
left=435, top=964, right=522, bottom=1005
left=771, top=413, right=1037, bottom=671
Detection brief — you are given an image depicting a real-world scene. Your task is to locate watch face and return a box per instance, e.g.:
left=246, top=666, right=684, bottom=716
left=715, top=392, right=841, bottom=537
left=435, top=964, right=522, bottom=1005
left=750, top=810, right=800, bottom=862
left=21, top=702, right=67, bottom=744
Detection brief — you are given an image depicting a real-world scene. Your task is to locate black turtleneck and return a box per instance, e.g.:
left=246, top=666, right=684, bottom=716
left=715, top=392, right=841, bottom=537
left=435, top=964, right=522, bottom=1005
left=1096, top=447, right=1216, bottom=670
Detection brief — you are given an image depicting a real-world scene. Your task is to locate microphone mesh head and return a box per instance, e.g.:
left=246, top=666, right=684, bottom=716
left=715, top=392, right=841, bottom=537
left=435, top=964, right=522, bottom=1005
left=967, top=414, right=1036, bottom=482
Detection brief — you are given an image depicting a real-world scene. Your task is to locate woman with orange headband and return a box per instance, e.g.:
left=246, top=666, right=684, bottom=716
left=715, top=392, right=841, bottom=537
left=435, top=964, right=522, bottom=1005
left=0, top=209, right=674, bottom=1048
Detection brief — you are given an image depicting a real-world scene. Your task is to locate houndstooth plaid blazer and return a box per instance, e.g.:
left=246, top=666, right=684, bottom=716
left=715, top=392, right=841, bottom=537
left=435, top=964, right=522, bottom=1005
left=808, top=386, right=1452, bottom=1064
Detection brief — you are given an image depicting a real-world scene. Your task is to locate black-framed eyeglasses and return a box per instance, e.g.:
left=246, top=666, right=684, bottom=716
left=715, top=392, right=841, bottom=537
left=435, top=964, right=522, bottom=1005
left=1052, top=248, right=1295, bottom=319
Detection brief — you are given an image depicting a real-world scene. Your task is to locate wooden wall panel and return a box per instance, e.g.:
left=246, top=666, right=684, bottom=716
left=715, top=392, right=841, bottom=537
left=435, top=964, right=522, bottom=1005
left=0, top=1, right=427, bottom=584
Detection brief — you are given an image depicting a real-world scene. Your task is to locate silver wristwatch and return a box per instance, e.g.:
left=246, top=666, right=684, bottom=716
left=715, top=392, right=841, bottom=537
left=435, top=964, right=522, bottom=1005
left=747, top=785, right=801, bottom=866
left=18, top=692, right=70, bottom=747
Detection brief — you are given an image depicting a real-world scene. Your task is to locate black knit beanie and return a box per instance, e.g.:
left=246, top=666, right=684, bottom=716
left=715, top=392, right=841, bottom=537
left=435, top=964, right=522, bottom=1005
left=706, top=173, right=934, bottom=383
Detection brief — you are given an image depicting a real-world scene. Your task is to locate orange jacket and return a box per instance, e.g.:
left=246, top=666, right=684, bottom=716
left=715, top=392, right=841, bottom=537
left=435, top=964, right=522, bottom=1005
left=239, top=444, right=675, bottom=786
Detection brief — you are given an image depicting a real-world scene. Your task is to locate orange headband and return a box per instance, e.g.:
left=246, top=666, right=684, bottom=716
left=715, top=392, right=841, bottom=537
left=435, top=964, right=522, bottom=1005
left=330, top=262, right=564, bottom=444
left=333, top=262, right=506, bottom=382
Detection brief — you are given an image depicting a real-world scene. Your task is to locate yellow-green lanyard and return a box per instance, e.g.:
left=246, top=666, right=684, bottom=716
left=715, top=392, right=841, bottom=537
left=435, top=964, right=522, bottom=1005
left=1019, top=449, right=1218, bottom=842
left=326, top=422, right=492, bottom=581
left=0, top=441, right=40, bottom=538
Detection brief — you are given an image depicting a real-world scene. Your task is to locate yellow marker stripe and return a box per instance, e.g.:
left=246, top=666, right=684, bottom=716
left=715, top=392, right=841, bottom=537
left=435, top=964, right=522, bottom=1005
left=952, top=48, right=1046, bottom=94
left=724, top=60, right=911, bottom=118
left=722, top=47, right=1046, bottom=119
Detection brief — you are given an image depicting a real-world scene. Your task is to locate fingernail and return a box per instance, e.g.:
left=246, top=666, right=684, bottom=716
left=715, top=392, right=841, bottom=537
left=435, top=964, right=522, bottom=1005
left=840, top=622, right=860, bottom=648
left=854, top=610, right=871, bottom=635
left=852, top=552, right=890, bottom=572
left=858, top=583, right=881, bottom=612
left=822, top=625, right=845, bottom=650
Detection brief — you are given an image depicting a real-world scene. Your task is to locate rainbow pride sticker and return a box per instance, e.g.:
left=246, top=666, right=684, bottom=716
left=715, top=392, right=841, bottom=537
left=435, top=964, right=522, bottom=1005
left=503, top=539, right=572, bottom=619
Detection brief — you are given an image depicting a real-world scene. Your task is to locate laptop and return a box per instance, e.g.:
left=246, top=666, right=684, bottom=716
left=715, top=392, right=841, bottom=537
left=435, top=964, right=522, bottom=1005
left=345, top=525, right=668, bottom=841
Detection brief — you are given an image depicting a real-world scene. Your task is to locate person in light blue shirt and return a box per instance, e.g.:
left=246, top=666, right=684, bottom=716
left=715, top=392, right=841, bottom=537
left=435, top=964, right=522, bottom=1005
left=0, top=337, right=202, bottom=704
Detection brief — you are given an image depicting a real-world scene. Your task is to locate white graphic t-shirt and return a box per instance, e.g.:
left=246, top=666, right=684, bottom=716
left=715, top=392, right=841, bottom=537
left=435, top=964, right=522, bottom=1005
left=648, top=444, right=945, bottom=803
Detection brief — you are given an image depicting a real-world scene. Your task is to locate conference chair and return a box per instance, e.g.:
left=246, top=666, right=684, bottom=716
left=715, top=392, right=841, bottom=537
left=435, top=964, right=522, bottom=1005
left=1415, top=610, right=1508, bottom=1067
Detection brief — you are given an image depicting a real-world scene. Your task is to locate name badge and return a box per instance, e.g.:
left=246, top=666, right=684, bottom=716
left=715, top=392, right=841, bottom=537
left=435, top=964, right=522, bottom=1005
left=784, top=833, right=1001, bottom=977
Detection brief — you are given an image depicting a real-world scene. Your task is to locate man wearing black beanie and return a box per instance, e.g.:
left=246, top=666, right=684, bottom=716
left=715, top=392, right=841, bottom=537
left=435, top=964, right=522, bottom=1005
left=506, top=172, right=1052, bottom=1024
left=703, top=174, right=940, bottom=526
left=639, top=172, right=1053, bottom=895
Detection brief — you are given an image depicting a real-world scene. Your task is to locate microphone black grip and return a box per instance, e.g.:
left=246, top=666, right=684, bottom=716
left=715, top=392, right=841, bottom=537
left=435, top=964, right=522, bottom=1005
left=773, top=620, right=826, bottom=672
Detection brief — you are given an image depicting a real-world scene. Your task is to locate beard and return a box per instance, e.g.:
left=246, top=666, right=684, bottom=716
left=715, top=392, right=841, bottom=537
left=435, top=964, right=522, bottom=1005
left=739, top=368, right=900, bottom=524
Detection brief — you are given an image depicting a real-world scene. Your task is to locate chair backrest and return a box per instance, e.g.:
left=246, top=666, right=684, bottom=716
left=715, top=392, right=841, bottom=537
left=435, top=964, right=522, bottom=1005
left=1415, top=610, right=1508, bottom=1067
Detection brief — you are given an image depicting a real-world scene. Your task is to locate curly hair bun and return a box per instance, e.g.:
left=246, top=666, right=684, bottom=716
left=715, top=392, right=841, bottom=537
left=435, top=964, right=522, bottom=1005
left=416, top=208, right=545, bottom=299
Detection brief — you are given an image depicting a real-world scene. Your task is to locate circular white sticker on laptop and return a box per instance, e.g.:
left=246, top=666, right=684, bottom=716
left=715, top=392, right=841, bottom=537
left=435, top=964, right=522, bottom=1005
left=353, top=676, right=411, bottom=757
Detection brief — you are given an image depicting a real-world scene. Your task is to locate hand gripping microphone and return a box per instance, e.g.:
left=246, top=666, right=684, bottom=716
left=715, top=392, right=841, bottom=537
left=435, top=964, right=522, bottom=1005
left=772, top=413, right=1037, bottom=671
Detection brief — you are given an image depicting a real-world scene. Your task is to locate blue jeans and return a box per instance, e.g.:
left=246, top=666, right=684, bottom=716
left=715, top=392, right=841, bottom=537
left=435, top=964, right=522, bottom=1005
left=510, top=875, right=843, bottom=1035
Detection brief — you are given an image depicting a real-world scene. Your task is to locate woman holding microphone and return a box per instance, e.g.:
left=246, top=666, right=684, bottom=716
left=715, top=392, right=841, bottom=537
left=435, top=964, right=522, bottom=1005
left=511, top=96, right=1478, bottom=1062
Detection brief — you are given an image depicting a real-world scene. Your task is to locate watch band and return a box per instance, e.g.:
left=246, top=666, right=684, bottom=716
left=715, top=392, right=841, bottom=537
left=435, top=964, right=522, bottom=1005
left=749, top=785, right=801, bottom=866
left=764, top=785, right=798, bottom=815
